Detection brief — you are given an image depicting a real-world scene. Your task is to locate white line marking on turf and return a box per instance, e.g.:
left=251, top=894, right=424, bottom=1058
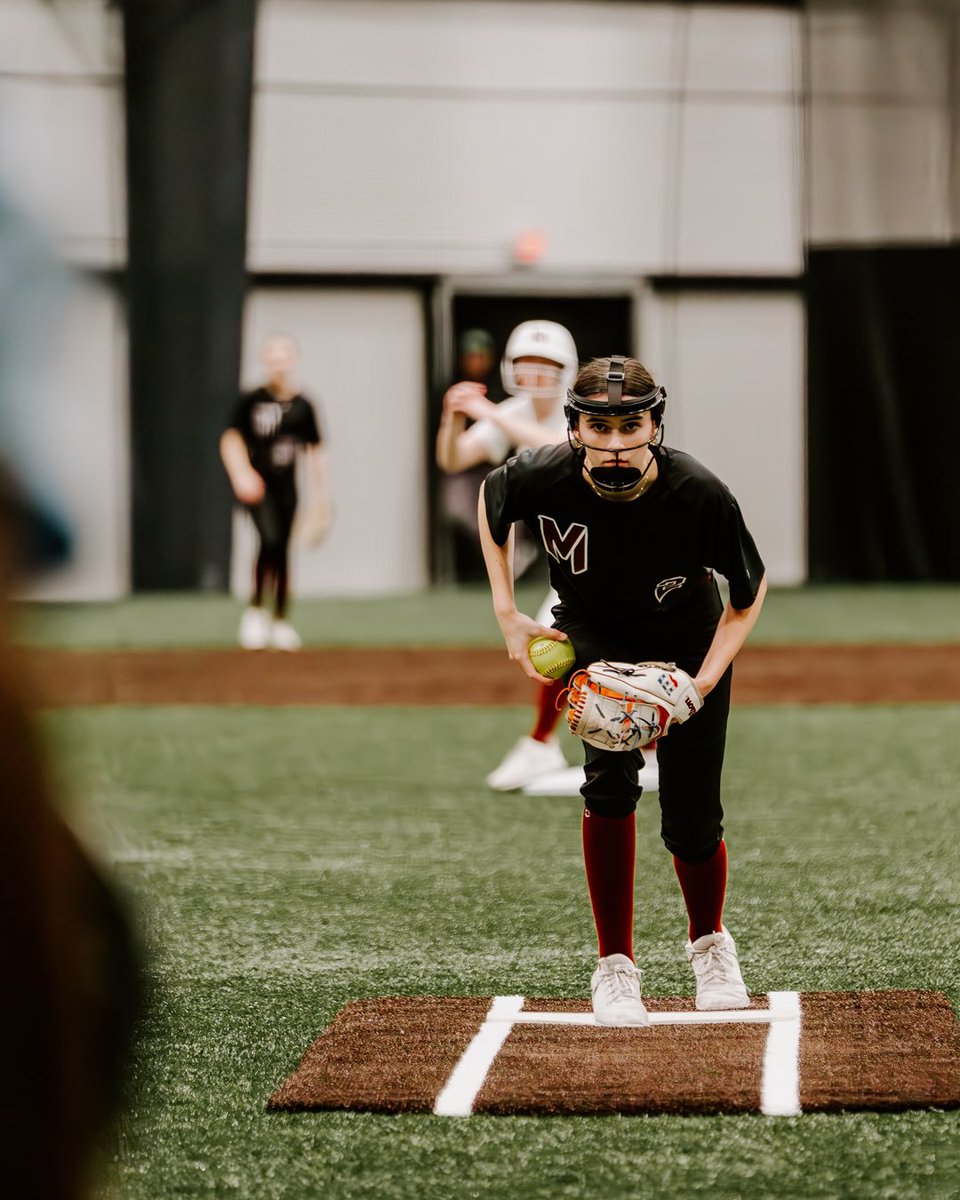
left=433, top=995, right=524, bottom=1117
left=487, top=1008, right=796, bottom=1027
left=434, top=994, right=804, bottom=1117
left=760, top=991, right=802, bottom=1117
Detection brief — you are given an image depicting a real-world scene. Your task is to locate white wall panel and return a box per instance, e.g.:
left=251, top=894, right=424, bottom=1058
left=675, top=100, right=801, bottom=273
left=808, top=10, right=948, bottom=102
left=809, top=102, right=951, bottom=245
left=251, top=0, right=803, bottom=276
left=641, top=290, right=805, bottom=585
left=257, top=0, right=678, bottom=92
left=806, top=6, right=956, bottom=245
left=685, top=6, right=799, bottom=95
left=0, top=78, right=125, bottom=266
left=250, top=92, right=673, bottom=273
left=231, top=288, right=428, bottom=598
left=0, top=0, right=120, bottom=76
left=0, top=1, right=124, bottom=267
left=19, top=278, right=129, bottom=601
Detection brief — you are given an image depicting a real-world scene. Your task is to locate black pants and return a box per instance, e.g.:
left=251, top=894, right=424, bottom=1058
left=555, top=608, right=730, bottom=864
left=247, top=476, right=297, bottom=614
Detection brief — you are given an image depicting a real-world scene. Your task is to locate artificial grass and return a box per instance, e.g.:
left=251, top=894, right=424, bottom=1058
left=18, top=582, right=960, bottom=648
left=45, top=703, right=959, bottom=1200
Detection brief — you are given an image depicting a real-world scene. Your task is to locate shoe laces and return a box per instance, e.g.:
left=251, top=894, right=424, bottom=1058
left=692, top=939, right=737, bottom=986
left=598, top=961, right=641, bottom=1004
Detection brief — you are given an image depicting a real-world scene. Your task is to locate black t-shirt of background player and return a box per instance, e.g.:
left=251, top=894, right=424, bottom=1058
left=484, top=441, right=765, bottom=639
left=229, top=389, right=322, bottom=481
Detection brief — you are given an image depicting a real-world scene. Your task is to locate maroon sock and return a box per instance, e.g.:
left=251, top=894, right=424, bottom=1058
left=673, top=840, right=728, bottom=942
left=531, top=678, right=566, bottom=742
left=582, top=809, right=635, bottom=960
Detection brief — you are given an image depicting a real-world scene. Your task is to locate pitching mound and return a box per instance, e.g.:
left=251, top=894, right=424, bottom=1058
left=269, top=991, right=960, bottom=1117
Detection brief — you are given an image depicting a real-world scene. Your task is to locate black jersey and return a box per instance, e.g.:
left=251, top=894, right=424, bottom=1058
left=228, top=389, right=322, bottom=479
left=484, top=442, right=764, bottom=633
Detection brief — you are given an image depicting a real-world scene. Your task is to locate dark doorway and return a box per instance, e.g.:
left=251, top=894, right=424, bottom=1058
left=432, top=291, right=633, bottom=582
left=452, top=294, right=632, bottom=380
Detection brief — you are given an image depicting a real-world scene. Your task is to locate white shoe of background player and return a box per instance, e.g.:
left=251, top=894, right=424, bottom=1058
left=485, top=735, right=566, bottom=791
left=686, top=930, right=750, bottom=1010
left=238, top=606, right=271, bottom=650
left=270, top=619, right=302, bottom=651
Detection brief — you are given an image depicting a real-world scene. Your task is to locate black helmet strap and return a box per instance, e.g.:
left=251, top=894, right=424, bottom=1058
left=606, top=355, right=627, bottom=408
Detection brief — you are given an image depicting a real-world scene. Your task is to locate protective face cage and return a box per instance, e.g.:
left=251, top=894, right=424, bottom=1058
left=565, top=355, right=667, bottom=500
left=508, top=360, right=564, bottom=399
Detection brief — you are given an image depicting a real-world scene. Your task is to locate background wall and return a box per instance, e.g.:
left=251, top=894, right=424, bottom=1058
left=4, top=0, right=811, bottom=597
left=642, top=287, right=805, bottom=585
left=805, top=0, right=960, bottom=581
left=231, top=287, right=429, bottom=598
left=246, top=0, right=806, bottom=590
left=250, top=0, right=802, bottom=276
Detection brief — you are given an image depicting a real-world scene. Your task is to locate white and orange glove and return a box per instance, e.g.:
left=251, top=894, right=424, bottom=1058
left=566, top=661, right=703, bottom=752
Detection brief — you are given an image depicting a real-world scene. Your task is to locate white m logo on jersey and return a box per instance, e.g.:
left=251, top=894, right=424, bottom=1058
left=538, top=516, right=588, bottom=575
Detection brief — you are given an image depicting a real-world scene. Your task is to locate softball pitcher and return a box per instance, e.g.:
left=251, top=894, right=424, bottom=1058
left=479, top=356, right=767, bottom=1026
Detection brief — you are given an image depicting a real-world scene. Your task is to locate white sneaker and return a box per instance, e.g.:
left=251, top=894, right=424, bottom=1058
left=485, top=735, right=567, bottom=791
left=686, top=930, right=750, bottom=1010
left=238, top=606, right=271, bottom=650
left=270, top=619, right=302, bottom=651
left=591, top=953, right=650, bottom=1027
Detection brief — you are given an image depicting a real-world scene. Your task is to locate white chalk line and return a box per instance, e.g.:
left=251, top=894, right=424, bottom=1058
left=434, top=992, right=804, bottom=1117
left=488, top=1008, right=796, bottom=1027
left=432, top=995, right=525, bottom=1117
left=760, top=990, right=802, bottom=1116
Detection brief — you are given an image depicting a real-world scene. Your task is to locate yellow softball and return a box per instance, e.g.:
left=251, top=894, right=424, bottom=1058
left=527, top=635, right=576, bottom=679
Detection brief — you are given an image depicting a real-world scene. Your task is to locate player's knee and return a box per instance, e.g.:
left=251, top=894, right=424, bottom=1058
left=660, top=826, right=722, bottom=863
left=259, top=539, right=287, bottom=566
left=581, top=750, right=642, bottom=817
left=583, top=794, right=637, bottom=819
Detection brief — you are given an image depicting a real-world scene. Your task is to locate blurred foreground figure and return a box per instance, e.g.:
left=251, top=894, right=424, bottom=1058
left=0, top=473, right=139, bottom=1199
left=220, top=334, right=330, bottom=650
left=0, top=188, right=138, bottom=1198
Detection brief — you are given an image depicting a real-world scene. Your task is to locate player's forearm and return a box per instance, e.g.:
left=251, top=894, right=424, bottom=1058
left=305, top=446, right=329, bottom=502
left=219, top=430, right=252, bottom=482
left=478, top=484, right=516, bottom=617
left=489, top=411, right=561, bottom=450
left=435, top=412, right=468, bottom=473
left=695, top=575, right=767, bottom=694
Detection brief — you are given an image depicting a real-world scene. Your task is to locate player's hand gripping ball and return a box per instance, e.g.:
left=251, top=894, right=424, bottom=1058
left=527, top=636, right=576, bottom=680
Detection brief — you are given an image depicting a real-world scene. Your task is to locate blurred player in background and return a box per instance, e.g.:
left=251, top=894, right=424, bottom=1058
left=437, top=328, right=500, bottom=580
left=220, top=334, right=331, bottom=651
left=479, top=355, right=767, bottom=1025
left=436, top=319, right=578, bottom=790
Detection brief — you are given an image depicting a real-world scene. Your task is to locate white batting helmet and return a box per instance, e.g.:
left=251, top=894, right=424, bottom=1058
left=501, top=320, right=578, bottom=397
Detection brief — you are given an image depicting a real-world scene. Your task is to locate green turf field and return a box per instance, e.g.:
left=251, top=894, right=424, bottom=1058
left=46, top=702, right=959, bottom=1200
left=18, top=582, right=960, bottom=647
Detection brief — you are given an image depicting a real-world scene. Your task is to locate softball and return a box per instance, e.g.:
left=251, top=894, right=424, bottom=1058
left=527, top=635, right=576, bottom=679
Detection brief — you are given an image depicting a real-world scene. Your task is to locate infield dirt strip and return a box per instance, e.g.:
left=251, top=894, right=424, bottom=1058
left=269, top=991, right=960, bottom=1117
left=22, top=643, right=960, bottom=706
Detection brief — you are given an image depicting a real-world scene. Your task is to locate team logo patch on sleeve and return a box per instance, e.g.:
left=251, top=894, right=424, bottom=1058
left=655, top=576, right=686, bottom=603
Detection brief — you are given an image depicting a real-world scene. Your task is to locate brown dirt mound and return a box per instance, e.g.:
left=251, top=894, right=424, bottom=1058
left=268, top=990, right=960, bottom=1117
left=20, top=644, right=960, bottom=707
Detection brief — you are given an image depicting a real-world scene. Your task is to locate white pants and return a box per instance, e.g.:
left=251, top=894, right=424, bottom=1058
left=536, top=588, right=560, bottom=627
